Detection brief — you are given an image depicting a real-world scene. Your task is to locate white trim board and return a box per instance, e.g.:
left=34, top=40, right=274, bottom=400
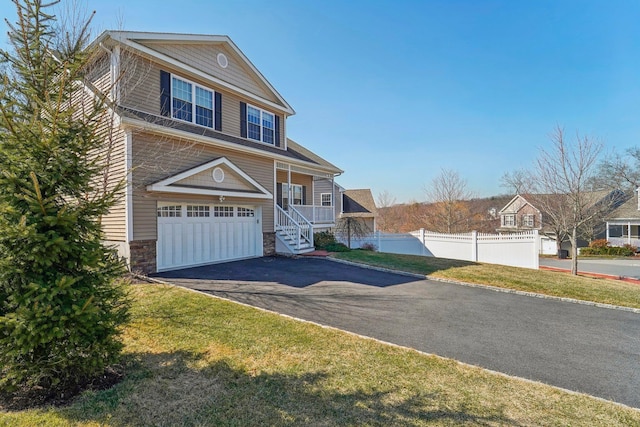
left=147, top=156, right=273, bottom=199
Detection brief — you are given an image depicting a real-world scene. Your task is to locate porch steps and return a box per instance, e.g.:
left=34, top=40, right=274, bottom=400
left=275, top=230, right=315, bottom=255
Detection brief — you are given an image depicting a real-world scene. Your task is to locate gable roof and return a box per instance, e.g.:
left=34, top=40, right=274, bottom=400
left=91, top=31, right=294, bottom=115
left=286, top=139, right=342, bottom=173
left=498, top=194, right=540, bottom=215
left=606, top=191, right=640, bottom=220
left=342, top=189, right=377, bottom=218
left=147, top=157, right=272, bottom=199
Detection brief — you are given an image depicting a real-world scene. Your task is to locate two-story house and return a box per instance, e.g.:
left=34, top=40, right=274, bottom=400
left=87, top=31, right=344, bottom=273
left=496, top=195, right=542, bottom=233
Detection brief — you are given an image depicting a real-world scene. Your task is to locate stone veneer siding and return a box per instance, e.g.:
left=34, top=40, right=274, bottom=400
left=129, top=239, right=157, bottom=275
left=263, top=232, right=276, bottom=256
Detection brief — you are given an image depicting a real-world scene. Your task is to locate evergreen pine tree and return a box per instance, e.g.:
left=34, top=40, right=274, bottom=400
left=0, top=0, right=130, bottom=398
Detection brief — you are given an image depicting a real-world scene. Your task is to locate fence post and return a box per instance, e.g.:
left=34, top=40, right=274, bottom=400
left=377, top=230, right=381, bottom=252
left=471, top=230, right=478, bottom=262
left=420, top=228, right=425, bottom=255
left=533, top=229, right=539, bottom=269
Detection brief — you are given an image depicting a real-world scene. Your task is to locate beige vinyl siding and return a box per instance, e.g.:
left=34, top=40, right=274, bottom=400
left=86, top=51, right=112, bottom=96
left=313, top=178, right=335, bottom=206
left=276, top=171, right=313, bottom=204
left=74, top=69, right=127, bottom=242
left=178, top=167, right=252, bottom=191
left=99, top=124, right=127, bottom=242
left=119, top=54, right=285, bottom=148
left=139, top=42, right=279, bottom=104
left=131, top=132, right=274, bottom=240
left=120, top=53, right=162, bottom=116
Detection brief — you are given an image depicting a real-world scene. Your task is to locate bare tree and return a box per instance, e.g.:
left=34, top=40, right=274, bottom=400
left=376, top=190, right=397, bottom=232
left=594, top=146, right=640, bottom=192
left=335, top=216, right=372, bottom=248
left=530, top=126, right=606, bottom=275
left=424, top=169, right=474, bottom=233
left=500, top=169, right=531, bottom=195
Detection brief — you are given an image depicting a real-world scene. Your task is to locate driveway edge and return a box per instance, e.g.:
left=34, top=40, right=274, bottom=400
left=324, top=257, right=640, bottom=314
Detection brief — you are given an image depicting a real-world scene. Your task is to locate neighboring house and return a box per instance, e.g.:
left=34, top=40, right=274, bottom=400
left=496, top=195, right=542, bottom=233
left=86, top=31, right=345, bottom=273
left=340, top=189, right=378, bottom=233
left=605, top=188, right=640, bottom=249
left=498, top=191, right=627, bottom=255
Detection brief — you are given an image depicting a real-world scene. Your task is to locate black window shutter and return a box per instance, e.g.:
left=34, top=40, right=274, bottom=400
left=160, top=70, right=171, bottom=117
left=274, top=115, right=281, bottom=147
left=214, top=92, right=222, bottom=131
left=276, top=183, right=282, bottom=207
left=240, top=102, right=247, bottom=138
left=302, top=185, right=307, bottom=205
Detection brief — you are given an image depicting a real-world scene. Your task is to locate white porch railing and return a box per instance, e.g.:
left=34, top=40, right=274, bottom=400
left=276, top=205, right=313, bottom=249
left=293, top=205, right=334, bottom=224
left=609, top=237, right=640, bottom=248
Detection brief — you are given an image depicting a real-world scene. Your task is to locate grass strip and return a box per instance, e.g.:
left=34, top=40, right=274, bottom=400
left=333, top=251, right=640, bottom=309
left=1, top=283, right=639, bottom=426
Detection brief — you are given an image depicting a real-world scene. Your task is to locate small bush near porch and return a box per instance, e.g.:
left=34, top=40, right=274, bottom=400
left=313, top=231, right=350, bottom=252
left=581, top=239, right=636, bottom=256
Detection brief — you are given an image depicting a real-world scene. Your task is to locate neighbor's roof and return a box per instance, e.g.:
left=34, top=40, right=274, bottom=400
left=498, top=194, right=540, bottom=215
left=342, top=189, right=378, bottom=217
left=606, top=195, right=640, bottom=220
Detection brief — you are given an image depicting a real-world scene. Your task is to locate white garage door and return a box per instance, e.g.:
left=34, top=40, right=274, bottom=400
left=156, top=203, right=262, bottom=271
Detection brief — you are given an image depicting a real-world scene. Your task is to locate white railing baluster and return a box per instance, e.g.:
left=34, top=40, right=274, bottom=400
left=275, top=205, right=314, bottom=250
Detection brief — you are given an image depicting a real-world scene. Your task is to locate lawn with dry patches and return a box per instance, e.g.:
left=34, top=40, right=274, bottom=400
left=2, top=283, right=639, bottom=425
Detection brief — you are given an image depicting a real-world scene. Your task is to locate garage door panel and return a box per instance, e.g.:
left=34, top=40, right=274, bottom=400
left=157, top=204, right=261, bottom=271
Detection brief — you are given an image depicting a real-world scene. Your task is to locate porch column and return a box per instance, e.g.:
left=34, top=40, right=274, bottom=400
left=629, top=222, right=632, bottom=245
left=331, top=175, right=335, bottom=223
left=606, top=222, right=609, bottom=241
left=287, top=165, right=291, bottom=209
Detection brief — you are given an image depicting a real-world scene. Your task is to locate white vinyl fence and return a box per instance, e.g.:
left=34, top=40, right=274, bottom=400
left=341, top=229, right=539, bottom=269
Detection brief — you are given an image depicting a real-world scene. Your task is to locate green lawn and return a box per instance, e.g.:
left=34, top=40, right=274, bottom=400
left=333, top=251, right=640, bottom=309
left=1, top=284, right=638, bottom=426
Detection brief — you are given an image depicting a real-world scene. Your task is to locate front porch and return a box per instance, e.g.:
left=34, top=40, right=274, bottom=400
left=274, top=162, right=339, bottom=254
left=606, top=221, right=640, bottom=249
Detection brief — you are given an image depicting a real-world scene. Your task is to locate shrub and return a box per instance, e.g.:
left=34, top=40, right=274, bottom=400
left=581, top=241, right=635, bottom=256
left=361, top=242, right=377, bottom=251
left=325, top=242, right=351, bottom=252
left=314, top=231, right=337, bottom=249
left=0, top=1, right=130, bottom=400
left=589, top=239, right=610, bottom=249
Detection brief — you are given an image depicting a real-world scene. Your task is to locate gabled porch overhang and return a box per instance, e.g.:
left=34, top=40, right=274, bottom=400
left=275, top=161, right=339, bottom=226
left=147, top=157, right=273, bottom=200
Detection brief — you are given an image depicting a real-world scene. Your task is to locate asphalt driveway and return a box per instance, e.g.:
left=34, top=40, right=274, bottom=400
left=155, top=257, right=640, bottom=409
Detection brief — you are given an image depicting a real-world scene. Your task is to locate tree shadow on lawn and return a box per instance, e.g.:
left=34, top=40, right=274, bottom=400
left=59, top=350, right=522, bottom=426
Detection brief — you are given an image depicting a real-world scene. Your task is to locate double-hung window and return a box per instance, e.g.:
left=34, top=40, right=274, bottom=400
left=247, top=104, right=275, bottom=144
left=321, top=193, right=332, bottom=207
left=172, top=76, right=214, bottom=128
left=503, top=214, right=515, bottom=227
left=523, top=214, right=534, bottom=227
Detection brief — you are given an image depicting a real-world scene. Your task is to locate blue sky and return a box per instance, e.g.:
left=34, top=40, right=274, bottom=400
left=1, top=0, right=639, bottom=203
